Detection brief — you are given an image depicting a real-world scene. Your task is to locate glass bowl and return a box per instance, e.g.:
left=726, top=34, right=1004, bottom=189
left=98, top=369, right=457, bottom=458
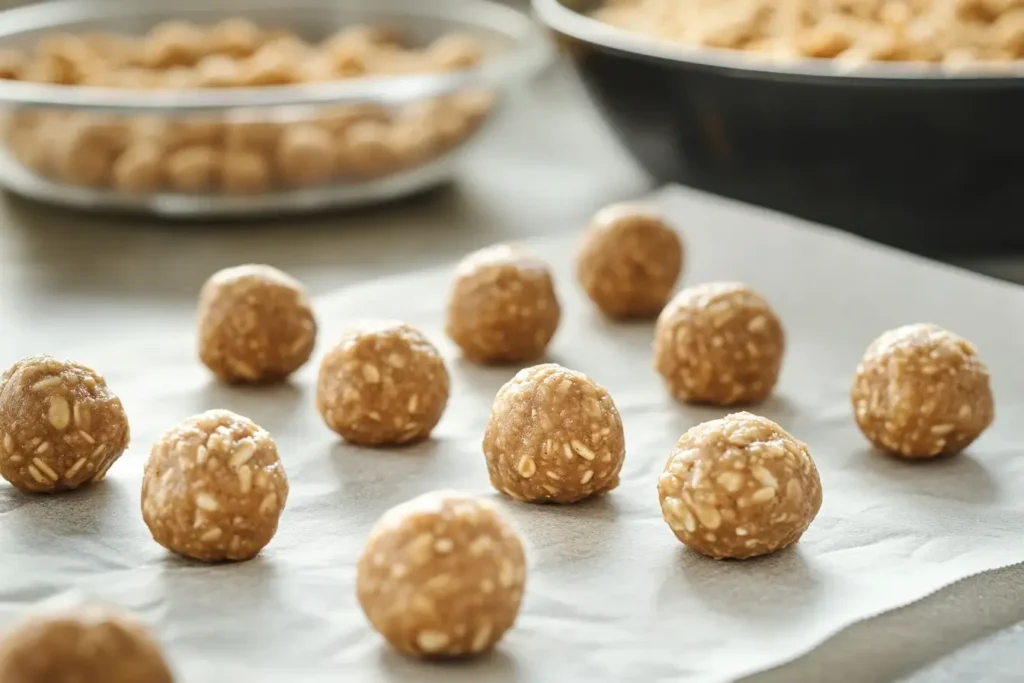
left=0, top=0, right=552, bottom=217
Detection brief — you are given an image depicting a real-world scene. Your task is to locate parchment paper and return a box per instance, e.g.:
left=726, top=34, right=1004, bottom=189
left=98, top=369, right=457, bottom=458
left=3, top=186, right=1024, bottom=683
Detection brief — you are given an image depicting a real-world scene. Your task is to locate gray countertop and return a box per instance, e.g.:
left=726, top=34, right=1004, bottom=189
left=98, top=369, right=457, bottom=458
left=2, top=45, right=1023, bottom=683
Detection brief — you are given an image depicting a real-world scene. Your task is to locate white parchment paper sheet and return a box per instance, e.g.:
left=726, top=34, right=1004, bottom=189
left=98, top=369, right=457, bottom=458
left=2, top=186, right=1024, bottom=682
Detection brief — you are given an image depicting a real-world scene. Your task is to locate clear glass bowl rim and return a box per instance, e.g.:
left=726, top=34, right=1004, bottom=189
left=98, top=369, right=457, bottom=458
left=0, top=0, right=554, bottom=113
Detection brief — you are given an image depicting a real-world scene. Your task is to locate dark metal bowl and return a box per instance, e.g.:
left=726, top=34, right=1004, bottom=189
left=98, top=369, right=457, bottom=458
left=534, top=0, right=1024, bottom=253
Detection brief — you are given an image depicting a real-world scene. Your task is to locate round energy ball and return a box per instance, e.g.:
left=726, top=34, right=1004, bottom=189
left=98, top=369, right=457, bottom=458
left=576, top=203, right=684, bottom=318
left=164, top=145, right=220, bottom=192
left=141, top=409, right=289, bottom=562
left=654, top=282, right=785, bottom=406
left=357, top=490, right=526, bottom=658
left=0, top=604, right=174, bottom=683
left=0, top=355, right=130, bottom=493
left=483, top=363, right=625, bottom=504
left=658, top=412, right=823, bottom=560
left=851, top=323, right=995, bottom=459
left=446, top=244, right=561, bottom=364
left=316, top=321, right=449, bottom=445
left=197, top=264, right=317, bottom=384
left=276, top=124, right=334, bottom=187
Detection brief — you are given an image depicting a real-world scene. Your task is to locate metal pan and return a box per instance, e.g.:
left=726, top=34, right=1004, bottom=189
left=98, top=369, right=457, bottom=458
left=534, top=0, right=1024, bottom=253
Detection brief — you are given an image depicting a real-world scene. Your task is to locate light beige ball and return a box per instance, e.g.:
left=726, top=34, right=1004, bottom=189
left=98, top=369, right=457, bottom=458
left=357, top=490, right=526, bottom=658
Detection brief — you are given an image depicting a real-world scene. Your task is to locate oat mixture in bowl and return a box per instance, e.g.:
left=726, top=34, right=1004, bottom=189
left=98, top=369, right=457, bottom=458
left=0, top=0, right=551, bottom=217
left=594, top=0, right=1024, bottom=68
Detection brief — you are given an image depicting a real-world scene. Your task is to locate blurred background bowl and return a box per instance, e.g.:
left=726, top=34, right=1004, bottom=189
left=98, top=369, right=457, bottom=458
left=534, top=0, right=1024, bottom=253
left=0, top=0, right=552, bottom=218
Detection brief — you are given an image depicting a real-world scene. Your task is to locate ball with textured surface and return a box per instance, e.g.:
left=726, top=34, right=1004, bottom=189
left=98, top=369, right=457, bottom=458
left=316, top=320, right=450, bottom=445
left=446, top=244, right=560, bottom=364
left=483, top=363, right=625, bottom=504
left=357, top=490, right=526, bottom=658
left=197, top=264, right=317, bottom=384
left=0, top=604, right=174, bottom=683
left=576, top=203, right=684, bottom=318
left=142, top=409, right=289, bottom=562
left=658, top=412, right=822, bottom=560
left=0, top=355, right=129, bottom=493
left=851, top=323, right=994, bottom=458
left=654, top=282, right=784, bottom=405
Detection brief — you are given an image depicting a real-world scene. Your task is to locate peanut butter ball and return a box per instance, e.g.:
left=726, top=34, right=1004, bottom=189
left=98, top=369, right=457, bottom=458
left=165, top=146, right=220, bottom=193
left=197, top=264, right=317, bottom=384
left=851, top=323, right=995, bottom=459
left=576, top=203, right=684, bottom=318
left=317, top=321, right=449, bottom=445
left=113, top=142, right=163, bottom=194
left=224, top=121, right=281, bottom=154
left=654, top=282, right=785, bottom=405
left=483, top=364, right=625, bottom=504
left=221, top=148, right=271, bottom=195
left=338, top=120, right=398, bottom=179
left=388, top=116, right=442, bottom=166
left=357, top=490, right=526, bottom=658
left=52, top=119, right=124, bottom=188
left=141, top=409, right=289, bottom=562
left=658, top=412, right=822, bottom=560
left=0, top=355, right=130, bottom=493
left=208, top=17, right=263, bottom=58
left=141, top=20, right=207, bottom=68
left=195, top=54, right=242, bottom=88
left=275, top=124, right=334, bottom=187
left=0, top=605, right=174, bottom=683
left=446, top=244, right=561, bottom=364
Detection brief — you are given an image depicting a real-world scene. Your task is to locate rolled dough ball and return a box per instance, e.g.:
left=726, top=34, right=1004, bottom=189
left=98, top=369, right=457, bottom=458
left=658, top=412, right=822, bottom=560
left=165, top=146, right=220, bottom=193
left=113, top=142, right=163, bottom=195
left=141, top=409, right=289, bottom=562
left=0, top=355, right=129, bottom=493
left=276, top=124, right=334, bottom=187
left=197, top=264, right=317, bottom=384
left=209, top=17, right=263, bottom=58
left=221, top=148, right=271, bottom=195
left=851, top=323, right=994, bottom=458
left=0, top=604, right=174, bottom=683
left=576, top=203, right=684, bottom=318
left=483, top=363, right=625, bottom=503
left=316, top=321, right=449, bottom=445
left=446, top=244, right=560, bottom=364
left=357, top=490, right=526, bottom=657
left=338, top=120, right=398, bottom=179
left=654, top=282, right=785, bottom=405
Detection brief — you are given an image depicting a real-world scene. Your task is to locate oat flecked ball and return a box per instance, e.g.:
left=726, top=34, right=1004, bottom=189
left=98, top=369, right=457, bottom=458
left=654, top=282, right=785, bottom=405
left=141, top=409, right=289, bottom=562
left=658, top=412, right=822, bottom=560
left=446, top=244, right=561, bottom=364
left=197, top=264, right=317, bottom=383
left=357, top=490, right=526, bottom=658
left=576, top=203, right=684, bottom=318
left=0, top=605, right=174, bottom=683
left=0, top=355, right=130, bottom=493
left=483, top=363, right=625, bottom=504
left=851, top=323, right=995, bottom=459
left=317, top=321, right=449, bottom=445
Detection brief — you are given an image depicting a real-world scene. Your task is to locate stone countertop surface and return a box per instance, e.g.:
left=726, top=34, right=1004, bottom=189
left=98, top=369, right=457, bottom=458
left=1, top=43, right=1023, bottom=683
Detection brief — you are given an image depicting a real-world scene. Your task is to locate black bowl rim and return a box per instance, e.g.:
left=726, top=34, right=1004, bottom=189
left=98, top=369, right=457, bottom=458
left=533, top=0, right=1024, bottom=87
